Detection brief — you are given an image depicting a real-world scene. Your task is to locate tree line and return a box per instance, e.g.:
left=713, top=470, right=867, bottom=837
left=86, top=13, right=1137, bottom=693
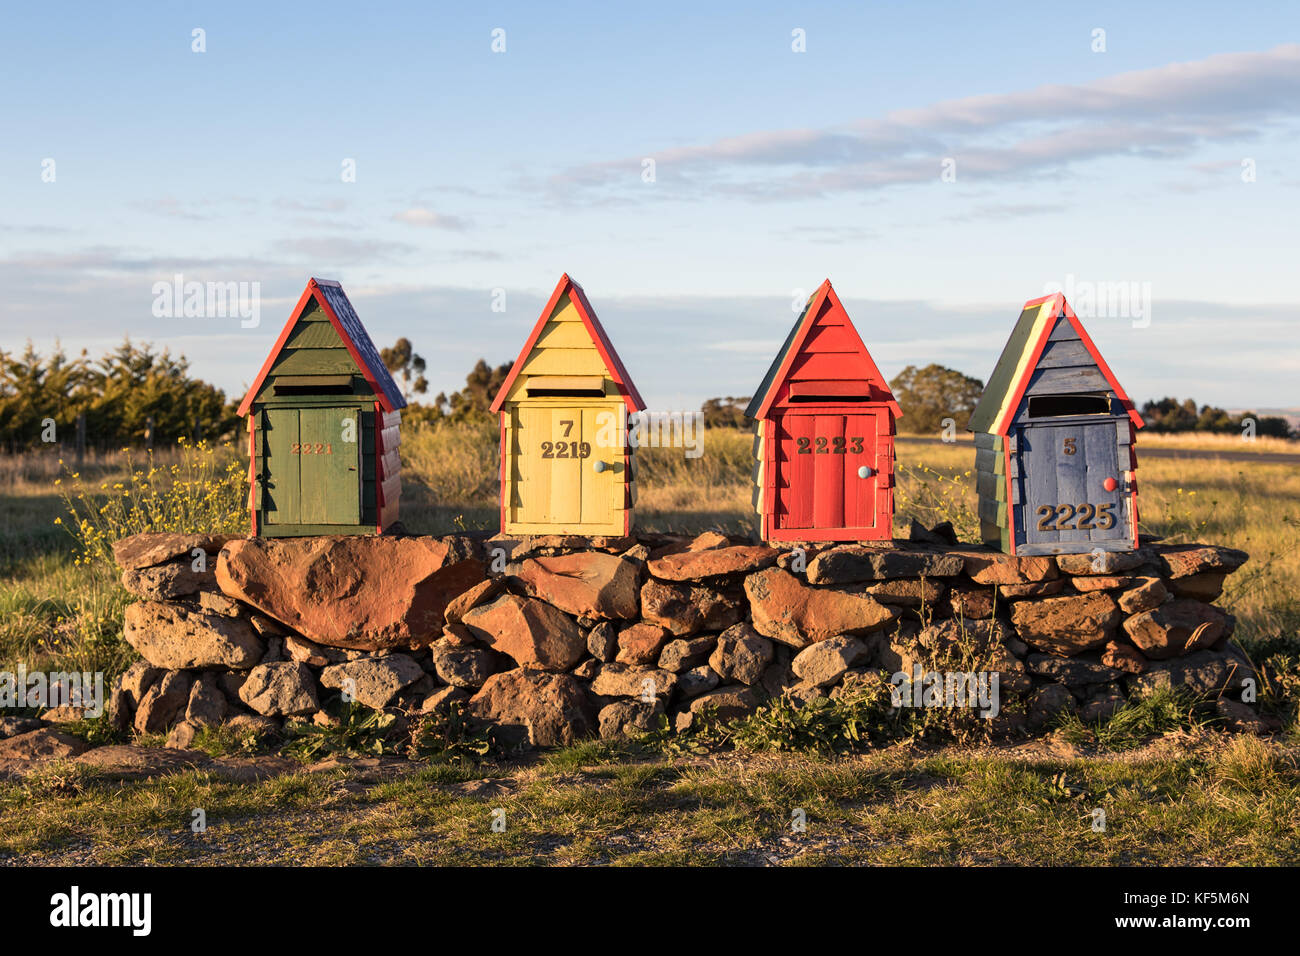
left=0, top=341, right=238, bottom=453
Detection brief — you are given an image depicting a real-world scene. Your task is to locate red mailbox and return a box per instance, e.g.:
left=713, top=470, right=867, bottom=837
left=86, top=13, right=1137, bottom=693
left=747, top=280, right=901, bottom=543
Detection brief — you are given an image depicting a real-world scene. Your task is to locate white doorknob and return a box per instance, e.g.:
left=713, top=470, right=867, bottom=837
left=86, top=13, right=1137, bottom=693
left=593, top=460, right=608, bottom=473
left=858, top=465, right=874, bottom=479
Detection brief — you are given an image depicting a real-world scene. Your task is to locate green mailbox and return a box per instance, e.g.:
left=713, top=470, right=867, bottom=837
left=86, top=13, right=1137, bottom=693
left=237, top=278, right=406, bottom=537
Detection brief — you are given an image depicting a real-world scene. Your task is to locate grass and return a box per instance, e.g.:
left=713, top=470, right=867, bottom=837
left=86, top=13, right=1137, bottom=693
left=1, top=734, right=1297, bottom=865
left=1, top=425, right=1298, bottom=865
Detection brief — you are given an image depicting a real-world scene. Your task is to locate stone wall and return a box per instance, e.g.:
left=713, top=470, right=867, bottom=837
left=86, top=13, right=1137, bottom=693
left=107, top=529, right=1261, bottom=749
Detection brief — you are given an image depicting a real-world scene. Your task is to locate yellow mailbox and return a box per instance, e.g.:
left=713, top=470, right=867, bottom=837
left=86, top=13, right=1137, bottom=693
left=490, top=274, right=645, bottom=536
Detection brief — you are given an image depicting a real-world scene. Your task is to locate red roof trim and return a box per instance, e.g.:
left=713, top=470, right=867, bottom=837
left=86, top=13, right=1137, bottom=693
left=994, top=293, right=1143, bottom=436
left=752, top=279, right=902, bottom=420
left=489, top=274, right=645, bottom=414
left=236, top=278, right=399, bottom=418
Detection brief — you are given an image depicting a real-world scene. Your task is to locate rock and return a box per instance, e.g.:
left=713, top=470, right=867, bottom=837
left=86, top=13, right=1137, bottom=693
left=238, top=663, right=320, bottom=717
left=73, top=744, right=210, bottom=779
left=805, top=547, right=965, bottom=584
left=615, top=623, right=671, bottom=666
left=919, top=616, right=1016, bottom=656
left=907, top=518, right=959, bottom=546
left=657, top=635, right=718, bottom=674
left=469, top=670, right=595, bottom=747
left=572, top=658, right=600, bottom=680
left=462, top=594, right=586, bottom=671
left=1027, top=684, right=1075, bottom=727
left=745, top=567, right=896, bottom=648
left=428, top=640, right=494, bottom=689
left=1156, top=544, right=1248, bottom=579
left=444, top=577, right=507, bottom=624
left=1168, top=572, right=1228, bottom=602
left=224, top=713, right=281, bottom=737
left=112, top=533, right=238, bottom=571
left=688, top=684, right=761, bottom=721
left=208, top=755, right=301, bottom=783
left=1055, top=550, right=1151, bottom=575
left=1101, top=640, right=1147, bottom=675
left=708, top=623, right=774, bottom=685
left=864, top=578, right=947, bottom=607
left=588, top=663, right=677, bottom=701
left=1011, top=592, right=1121, bottom=656
left=165, top=719, right=201, bottom=749
left=1081, top=691, right=1126, bottom=722
left=418, top=685, right=469, bottom=714
left=134, top=671, right=192, bottom=734
left=494, top=534, right=637, bottom=560
left=0, top=728, right=91, bottom=773
left=1070, top=575, right=1136, bottom=593
left=985, top=643, right=1034, bottom=693
left=120, top=660, right=163, bottom=703
left=515, top=551, right=641, bottom=620
left=877, top=624, right=924, bottom=677
left=319, top=654, right=427, bottom=709
left=791, top=636, right=869, bottom=687
left=942, top=583, right=996, bottom=618
left=957, top=551, right=1059, bottom=585
left=1025, top=653, right=1124, bottom=686
left=185, top=675, right=228, bottom=726
left=120, top=561, right=214, bottom=600
left=283, top=634, right=343, bottom=667
left=639, top=578, right=744, bottom=636
left=247, top=613, right=287, bottom=638
left=124, top=602, right=264, bottom=670
left=260, top=636, right=286, bottom=664
left=0, top=717, right=42, bottom=739
left=216, top=535, right=486, bottom=650
left=998, top=579, right=1067, bottom=600
left=676, top=665, right=721, bottom=699
left=1127, top=650, right=1251, bottom=698
left=1123, top=600, right=1233, bottom=660
left=1215, top=698, right=1267, bottom=734
left=1117, top=577, right=1168, bottom=614
left=598, top=699, right=664, bottom=739
left=647, top=544, right=779, bottom=582
left=586, top=621, right=619, bottom=662
left=198, top=590, right=242, bottom=617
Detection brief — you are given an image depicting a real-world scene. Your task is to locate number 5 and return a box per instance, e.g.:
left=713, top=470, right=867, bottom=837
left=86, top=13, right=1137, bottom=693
left=1063, top=437, right=1077, bottom=455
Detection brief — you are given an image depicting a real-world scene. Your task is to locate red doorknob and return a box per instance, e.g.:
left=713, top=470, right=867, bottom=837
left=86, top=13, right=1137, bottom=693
left=1103, top=477, right=1119, bottom=492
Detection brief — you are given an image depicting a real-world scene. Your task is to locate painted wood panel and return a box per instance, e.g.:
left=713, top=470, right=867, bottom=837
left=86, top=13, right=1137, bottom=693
left=774, top=412, right=878, bottom=533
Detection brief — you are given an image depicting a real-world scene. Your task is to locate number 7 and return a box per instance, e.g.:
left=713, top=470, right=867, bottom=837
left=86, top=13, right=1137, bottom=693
left=560, top=420, right=574, bottom=437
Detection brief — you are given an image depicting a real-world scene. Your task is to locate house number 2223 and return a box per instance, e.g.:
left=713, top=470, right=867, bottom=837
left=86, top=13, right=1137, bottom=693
left=291, top=443, right=332, bottom=455
left=796, top=436, right=865, bottom=454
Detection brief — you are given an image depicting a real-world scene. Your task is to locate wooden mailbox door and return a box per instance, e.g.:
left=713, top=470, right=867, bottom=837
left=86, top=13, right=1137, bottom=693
left=508, top=403, right=621, bottom=531
left=774, top=411, right=879, bottom=534
left=1016, top=420, right=1128, bottom=551
left=264, top=407, right=361, bottom=526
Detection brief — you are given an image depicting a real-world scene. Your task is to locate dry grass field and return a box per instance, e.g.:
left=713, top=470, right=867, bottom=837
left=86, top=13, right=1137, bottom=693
left=1, top=426, right=1298, bottom=866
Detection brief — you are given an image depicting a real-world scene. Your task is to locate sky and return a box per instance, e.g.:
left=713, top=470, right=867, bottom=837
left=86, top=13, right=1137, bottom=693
left=1, top=1, right=1297, bottom=413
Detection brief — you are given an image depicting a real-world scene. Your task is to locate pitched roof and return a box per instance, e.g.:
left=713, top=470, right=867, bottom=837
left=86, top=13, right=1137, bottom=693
left=968, top=292, right=1143, bottom=436
left=745, top=279, right=901, bottom=420
left=489, top=273, right=646, bottom=414
left=236, top=278, right=406, bottom=417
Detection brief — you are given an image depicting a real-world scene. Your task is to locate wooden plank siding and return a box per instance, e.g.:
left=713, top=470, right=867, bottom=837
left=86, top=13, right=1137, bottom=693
left=494, top=276, right=644, bottom=536
left=240, top=280, right=404, bottom=537
left=747, top=280, right=900, bottom=543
